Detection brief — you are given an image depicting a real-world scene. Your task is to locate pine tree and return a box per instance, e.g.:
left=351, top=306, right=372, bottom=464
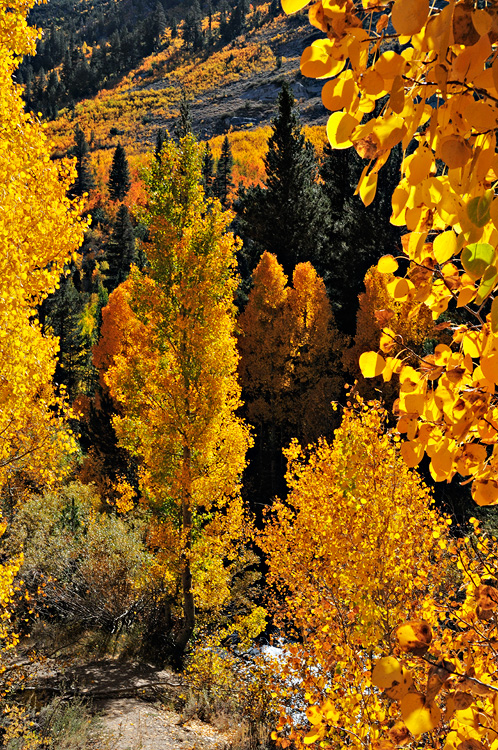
left=73, top=123, right=95, bottom=196
left=44, top=275, right=87, bottom=401
left=175, top=88, right=192, bottom=140
left=105, top=204, right=136, bottom=293
left=201, top=142, right=214, bottom=197
left=155, top=128, right=166, bottom=161
left=236, top=83, right=329, bottom=279
left=319, top=142, right=401, bottom=334
left=108, top=142, right=131, bottom=201
left=214, top=135, right=233, bottom=206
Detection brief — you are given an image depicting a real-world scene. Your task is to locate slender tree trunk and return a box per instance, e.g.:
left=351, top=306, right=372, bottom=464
left=175, top=445, right=195, bottom=659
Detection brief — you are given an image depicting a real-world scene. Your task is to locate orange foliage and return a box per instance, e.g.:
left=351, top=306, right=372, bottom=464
left=238, top=252, right=347, bottom=443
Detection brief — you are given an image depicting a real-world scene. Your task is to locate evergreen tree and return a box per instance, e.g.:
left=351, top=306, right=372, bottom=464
left=175, top=89, right=193, bottom=140
left=214, top=136, right=233, bottom=206
left=108, top=142, right=131, bottom=201
left=44, top=275, right=87, bottom=401
left=201, top=143, right=214, bottom=197
left=236, top=83, right=329, bottom=279
left=73, top=123, right=95, bottom=196
left=155, top=128, right=166, bottom=161
left=105, top=204, right=136, bottom=293
left=319, top=142, right=401, bottom=334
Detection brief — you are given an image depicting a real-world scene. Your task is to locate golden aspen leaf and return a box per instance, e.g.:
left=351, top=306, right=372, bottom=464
left=433, top=231, right=457, bottom=264
left=326, top=111, right=359, bottom=149
left=390, top=75, right=405, bottom=114
left=459, top=741, right=486, bottom=750
left=388, top=723, right=411, bottom=747
left=405, top=147, right=433, bottom=186
left=461, top=243, right=495, bottom=281
left=371, top=656, right=404, bottom=689
left=392, top=0, right=429, bottom=36
left=475, top=265, right=498, bottom=305
left=378, top=255, right=398, bottom=273
left=359, top=351, right=386, bottom=378
left=303, top=727, right=321, bottom=745
left=359, top=170, right=378, bottom=207
left=396, top=620, right=432, bottom=654
left=376, top=13, right=389, bottom=32
left=480, top=352, right=498, bottom=382
left=361, top=69, right=385, bottom=96
left=465, top=101, right=498, bottom=133
left=472, top=9, right=492, bottom=36
left=300, top=41, right=346, bottom=78
left=467, top=192, right=493, bottom=228
left=306, top=705, right=323, bottom=725
left=387, top=277, right=410, bottom=300
left=453, top=2, right=480, bottom=46
left=375, top=51, right=405, bottom=79
left=440, top=137, right=472, bottom=169
left=457, top=286, right=476, bottom=308
left=490, top=198, right=498, bottom=230
left=321, top=72, right=357, bottom=113
left=400, top=693, right=441, bottom=737
left=491, top=297, right=498, bottom=334
left=453, top=692, right=474, bottom=711
left=473, top=478, right=498, bottom=506
left=401, top=440, right=424, bottom=468
left=282, top=0, right=310, bottom=13
left=431, top=445, right=453, bottom=477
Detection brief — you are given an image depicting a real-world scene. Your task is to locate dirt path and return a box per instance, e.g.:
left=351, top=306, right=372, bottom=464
left=35, top=659, right=233, bottom=750
left=94, top=698, right=232, bottom=750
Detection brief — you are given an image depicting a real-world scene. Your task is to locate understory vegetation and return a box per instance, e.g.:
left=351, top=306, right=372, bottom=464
left=3, top=0, right=498, bottom=748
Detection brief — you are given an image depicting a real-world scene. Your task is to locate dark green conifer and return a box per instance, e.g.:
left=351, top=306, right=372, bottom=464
left=105, top=204, right=136, bottom=292
left=73, top=123, right=95, bottom=196
left=214, top=136, right=233, bottom=206
left=202, top=143, right=215, bottom=197
left=108, top=142, right=131, bottom=201
left=175, top=89, right=193, bottom=140
left=236, top=83, right=328, bottom=278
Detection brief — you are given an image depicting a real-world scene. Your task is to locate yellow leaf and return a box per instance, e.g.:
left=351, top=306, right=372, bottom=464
left=491, top=297, right=498, bottom=335
left=433, top=231, right=457, bottom=264
left=439, top=137, right=472, bottom=169
left=321, top=71, right=357, bottom=113
left=377, top=255, right=399, bottom=273
left=304, top=727, right=321, bottom=745
left=387, top=277, right=410, bottom=300
left=472, top=9, right=492, bottom=36
left=400, top=440, right=424, bottom=468
left=359, top=170, right=378, bottom=207
left=392, top=0, right=429, bottom=37
left=281, top=0, right=310, bottom=12
left=326, top=111, right=359, bottom=149
left=359, top=351, right=386, bottom=378
left=480, top=352, right=498, bottom=383
left=473, top=479, right=498, bottom=506
left=396, top=620, right=432, bottom=654
left=300, top=41, right=346, bottom=79
left=371, top=656, right=404, bottom=689
left=400, top=693, right=441, bottom=737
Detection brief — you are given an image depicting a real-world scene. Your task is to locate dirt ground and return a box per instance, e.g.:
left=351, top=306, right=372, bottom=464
left=36, top=659, right=234, bottom=750
left=93, top=698, right=232, bottom=750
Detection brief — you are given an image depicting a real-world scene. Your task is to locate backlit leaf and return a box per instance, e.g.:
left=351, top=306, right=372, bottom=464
left=400, top=693, right=441, bottom=737
left=359, top=351, right=386, bottom=378
left=392, top=0, right=429, bottom=36
left=377, top=255, right=398, bottom=273
left=396, top=620, right=432, bottom=654
left=461, top=243, right=495, bottom=281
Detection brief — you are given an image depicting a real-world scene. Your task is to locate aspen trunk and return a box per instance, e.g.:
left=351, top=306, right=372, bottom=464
left=175, top=446, right=195, bottom=658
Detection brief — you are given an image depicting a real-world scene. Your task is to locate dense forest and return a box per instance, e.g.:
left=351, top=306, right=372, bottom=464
left=2, top=0, right=498, bottom=747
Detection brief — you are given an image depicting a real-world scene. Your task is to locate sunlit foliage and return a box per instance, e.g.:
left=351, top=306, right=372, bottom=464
left=261, top=400, right=450, bottom=750
left=96, top=136, right=251, bottom=656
